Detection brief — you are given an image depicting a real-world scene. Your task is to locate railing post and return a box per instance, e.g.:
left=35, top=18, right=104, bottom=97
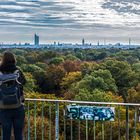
left=41, top=101, right=44, bottom=140
left=78, top=120, right=81, bottom=140
left=63, top=109, right=66, bottom=140
left=102, top=122, right=104, bottom=140
left=49, top=102, right=52, bottom=140
left=126, top=106, right=129, bottom=140
left=93, top=120, right=96, bottom=140
left=86, top=120, right=88, bottom=140
left=118, top=106, right=121, bottom=140
left=134, top=108, right=137, bottom=140
left=34, top=100, right=37, bottom=140
left=27, top=101, right=30, bottom=140
left=70, top=118, right=73, bottom=140
left=110, top=122, right=112, bottom=140
left=55, top=101, right=59, bottom=140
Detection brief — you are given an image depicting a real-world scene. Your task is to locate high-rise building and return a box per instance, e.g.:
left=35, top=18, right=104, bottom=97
left=82, top=38, right=85, bottom=45
left=34, top=34, right=39, bottom=46
left=97, top=41, right=100, bottom=46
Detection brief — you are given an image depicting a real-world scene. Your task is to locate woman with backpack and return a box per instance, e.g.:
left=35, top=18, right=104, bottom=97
left=0, top=51, right=26, bottom=140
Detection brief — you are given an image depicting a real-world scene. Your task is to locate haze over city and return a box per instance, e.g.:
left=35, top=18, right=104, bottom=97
left=0, top=0, right=140, bottom=44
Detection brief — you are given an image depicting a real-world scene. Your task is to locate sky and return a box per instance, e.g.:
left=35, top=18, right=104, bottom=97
left=0, top=0, right=140, bottom=45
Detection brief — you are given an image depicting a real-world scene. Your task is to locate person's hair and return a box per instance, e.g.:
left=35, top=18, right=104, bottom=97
left=1, top=51, right=16, bottom=66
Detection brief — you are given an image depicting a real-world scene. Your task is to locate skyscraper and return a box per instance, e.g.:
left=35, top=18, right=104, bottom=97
left=97, top=41, right=100, bottom=46
left=82, top=38, right=85, bottom=46
left=34, top=34, right=39, bottom=46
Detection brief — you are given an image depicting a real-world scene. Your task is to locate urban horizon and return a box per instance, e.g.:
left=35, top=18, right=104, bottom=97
left=0, top=34, right=140, bottom=46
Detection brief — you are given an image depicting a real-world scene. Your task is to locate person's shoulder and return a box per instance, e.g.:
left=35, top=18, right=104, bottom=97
left=15, top=66, right=26, bottom=84
left=0, top=64, right=4, bottom=71
left=0, top=64, right=7, bottom=73
left=15, top=66, right=24, bottom=75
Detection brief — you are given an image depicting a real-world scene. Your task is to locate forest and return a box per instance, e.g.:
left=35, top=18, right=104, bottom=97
left=0, top=47, right=139, bottom=103
left=0, top=47, right=140, bottom=139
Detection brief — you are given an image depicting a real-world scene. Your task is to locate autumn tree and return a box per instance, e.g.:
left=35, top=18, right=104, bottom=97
left=63, top=60, right=81, bottom=73
left=43, top=65, right=66, bottom=95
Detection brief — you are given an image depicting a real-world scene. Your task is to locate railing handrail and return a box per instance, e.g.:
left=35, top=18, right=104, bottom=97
left=25, top=98, right=140, bottom=106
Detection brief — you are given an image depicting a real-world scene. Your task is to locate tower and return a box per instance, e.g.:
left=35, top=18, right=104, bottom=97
left=97, top=41, right=100, bottom=46
left=34, top=34, right=39, bottom=46
left=82, top=38, right=85, bottom=46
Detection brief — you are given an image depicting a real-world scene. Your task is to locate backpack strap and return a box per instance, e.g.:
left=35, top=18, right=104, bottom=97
left=14, top=70, right=20, bottom=76
left=14, top=70, right=21, bottom=85
left=0, top=71, right=3, bottom=75
left=0, top=71, right=3, bottom=86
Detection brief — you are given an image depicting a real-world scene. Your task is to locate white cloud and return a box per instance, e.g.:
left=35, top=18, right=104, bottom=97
left=0, top=0, right=139, bottom=28
left=0, top=0, right=139, bottom=43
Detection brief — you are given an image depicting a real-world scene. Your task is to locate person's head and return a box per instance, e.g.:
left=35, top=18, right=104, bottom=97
left=1, top=51, right=16, bottom=66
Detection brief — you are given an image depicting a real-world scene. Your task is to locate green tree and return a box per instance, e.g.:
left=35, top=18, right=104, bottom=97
left=72, top=69, right=117, bottom=94
left=101, top=59, right=135, bottom=101
left=80, top=61, right=99, bottom=76
left=49, top=57, right=64, bottom=65
left=132, top=62, right=140, bottom=73
left=16, top=55, right=27, bottom=66
left=21, top=64, right=43, bottom=73
left=24, top=73, right=38, bottom=92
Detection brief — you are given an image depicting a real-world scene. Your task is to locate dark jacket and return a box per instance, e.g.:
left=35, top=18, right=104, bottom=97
left=0, top=63, right=26, bottom=98
left=0, top=63, right=26, bottom=84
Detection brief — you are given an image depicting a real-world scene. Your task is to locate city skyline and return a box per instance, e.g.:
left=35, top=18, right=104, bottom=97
left=0, top=34, right=136, bottom=46
left=0, top=0, right=140, bottom=44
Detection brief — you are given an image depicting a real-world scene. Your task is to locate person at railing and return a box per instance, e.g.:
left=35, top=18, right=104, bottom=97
left=0, top=51, right=26, bottom=140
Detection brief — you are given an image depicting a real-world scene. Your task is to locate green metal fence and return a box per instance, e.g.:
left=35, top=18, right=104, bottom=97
left=23, top=99, right=140, bottom=140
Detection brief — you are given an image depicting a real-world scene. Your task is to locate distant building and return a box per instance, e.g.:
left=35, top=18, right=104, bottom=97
left=34, top=34, right=39, bottom=46
left=25, top=43, right=30, bottom=45
left=115, top=43, right=121, bottom=46
left=82, top=38, right=85, bottom=45
left=97, top=41, right=100, bottom=46
left=54, top=41, right=56, bottom=45
left=129, top=38, right=131, bottom=45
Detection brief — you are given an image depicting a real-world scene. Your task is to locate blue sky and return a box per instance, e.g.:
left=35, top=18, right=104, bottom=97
left=0, top=0, right=140, bottom=44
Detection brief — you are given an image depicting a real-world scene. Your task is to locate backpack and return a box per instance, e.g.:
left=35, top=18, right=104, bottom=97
left=0, top=70, right=22, bottom=109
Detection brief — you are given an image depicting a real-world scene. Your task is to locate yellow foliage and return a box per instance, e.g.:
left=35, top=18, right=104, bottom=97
left=61, top=71, right=82, bottom=89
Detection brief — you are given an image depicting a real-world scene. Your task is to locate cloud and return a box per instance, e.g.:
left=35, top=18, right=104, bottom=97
left=102, top=0, right=140, bottom=15
left=0, top=0, right=139, bottom=44
left=0, top=0, right=139, bottom=29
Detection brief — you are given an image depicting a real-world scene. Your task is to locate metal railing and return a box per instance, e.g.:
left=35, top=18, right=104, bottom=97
left=24, top=99, right=140, bottom=140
